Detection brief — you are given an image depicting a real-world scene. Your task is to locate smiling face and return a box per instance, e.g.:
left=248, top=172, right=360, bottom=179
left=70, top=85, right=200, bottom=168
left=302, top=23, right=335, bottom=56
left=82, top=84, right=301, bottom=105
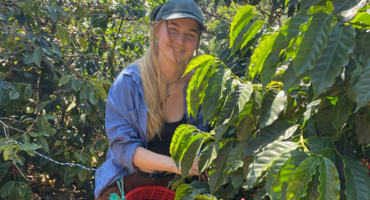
left=155, top=18, right=201, bottom=65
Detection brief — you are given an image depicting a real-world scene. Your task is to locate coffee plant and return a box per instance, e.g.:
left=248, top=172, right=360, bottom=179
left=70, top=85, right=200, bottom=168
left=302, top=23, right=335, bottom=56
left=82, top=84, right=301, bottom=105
left=170, top=0, right=370, bottom=200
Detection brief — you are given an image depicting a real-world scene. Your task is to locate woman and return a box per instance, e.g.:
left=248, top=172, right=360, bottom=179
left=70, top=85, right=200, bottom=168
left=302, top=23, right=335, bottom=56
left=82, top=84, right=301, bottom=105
left=94, top=0, right=210, bottom=199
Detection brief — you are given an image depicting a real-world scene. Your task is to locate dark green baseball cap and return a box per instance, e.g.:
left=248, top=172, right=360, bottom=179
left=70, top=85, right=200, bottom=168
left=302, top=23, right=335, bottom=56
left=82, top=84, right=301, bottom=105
left=155, top=0, right=207, bottom=33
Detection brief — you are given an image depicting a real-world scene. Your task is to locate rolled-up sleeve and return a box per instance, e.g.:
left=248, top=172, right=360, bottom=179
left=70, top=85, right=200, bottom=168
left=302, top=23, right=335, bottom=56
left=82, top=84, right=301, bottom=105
left=105, top=74, right=144, bottom=173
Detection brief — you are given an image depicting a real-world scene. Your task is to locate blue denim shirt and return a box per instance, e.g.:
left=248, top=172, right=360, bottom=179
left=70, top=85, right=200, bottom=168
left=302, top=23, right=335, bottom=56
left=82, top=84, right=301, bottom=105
left=94, top=64, right=210, bottom=197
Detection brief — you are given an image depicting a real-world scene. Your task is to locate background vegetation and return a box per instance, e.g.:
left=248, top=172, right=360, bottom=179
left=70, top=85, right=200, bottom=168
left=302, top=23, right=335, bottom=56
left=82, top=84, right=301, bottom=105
left=1, top=0, right=370, bottom=199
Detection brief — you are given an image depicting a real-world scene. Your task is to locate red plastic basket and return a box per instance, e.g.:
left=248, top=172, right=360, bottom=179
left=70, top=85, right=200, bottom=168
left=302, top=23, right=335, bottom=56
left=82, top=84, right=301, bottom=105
left=124, top=186, right=176, bottom=200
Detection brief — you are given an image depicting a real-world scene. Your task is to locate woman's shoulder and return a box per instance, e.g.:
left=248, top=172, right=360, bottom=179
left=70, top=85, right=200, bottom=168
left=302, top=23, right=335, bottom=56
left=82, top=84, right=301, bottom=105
left=114, top=64, right=141, bottom=86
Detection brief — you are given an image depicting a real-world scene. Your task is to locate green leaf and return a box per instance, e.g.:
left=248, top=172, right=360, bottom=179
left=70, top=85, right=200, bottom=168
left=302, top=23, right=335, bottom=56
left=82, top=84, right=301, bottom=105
left=71, top=79, right=81, bottom=91
left=57, top=25, right=70, bottom=46
left=175, top=184, right=197, bottom=200
left=215, top=82, right=253, bottom=125
left=59, top=75, right=71, bottom=86
left=342, top=155, right=370, bottom=200
left=170, top=125, right=198, bottom=167
left=311, top=25, right=355, bottom=96
left=246, top=141, right=298, bottom=189
left=331, top=97, right=350, bottom=131
left=302, top=99, right=321, bottom=127
left=300, top=169, right=321, bottom=200
left=0, top=181, right=15, bottom=198
left=238, top=20, right=265, bottom=51
left=249, top=33, right=279, bottom=80
left=22, top=183, right=32, bottom=200
left=47, top=6, right=58, bottom=22
left=244, top=121, right=298, bottom=156
left=317, top=157, right=340, bottom=200
left=19, top=143, right=41, bottom=151
left=78, top=168, right=88, bottom=181
left=258, top=89, right=286, bottom=128
left=226, top=140, right=248, bottom=165
left=9, top=90, right=20, bottom=100
left=262, top=11, right=310, bottom=79
left=33, top=47, right=42, bottom=67
left=0, top=162, right=11, bottom=180
left=91, top=81, right=107, bottom=100
left=199, top=142, right=219, bottom=173
left=208, top=143, right=232, bottom=193
left=293, top=13, right=334, bottom=76
left=305, top=136, right=332, bottom=152
left=355, top=65, right=370, bottom=111
left=36, top=136, right=49, bottom=152
left=351, top=62, right=363, bottom=91
left=3, top=148, right=14, bottom=161
left=299, top=0, right=322, bottom=11
left=79, top=37, right=87, bottom=49
left=181, top=137, right=204, bottom=178
left=229, top=5, right=257, bottom=49
left=268, top=152, right=309, bottom=199
left=286, top=156, right=321, bottom=199
left=183, top=55, right=215, bottom=76
left=202, top=68, right=231, bottom=122
left=355, top=113, right=370, bottom=144
left=34, top=100, right=51, bottom=113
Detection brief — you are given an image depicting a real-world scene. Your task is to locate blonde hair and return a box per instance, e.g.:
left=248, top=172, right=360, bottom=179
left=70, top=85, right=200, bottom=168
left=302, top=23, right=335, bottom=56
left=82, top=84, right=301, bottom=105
left=131, top=20, right=201, bottom=141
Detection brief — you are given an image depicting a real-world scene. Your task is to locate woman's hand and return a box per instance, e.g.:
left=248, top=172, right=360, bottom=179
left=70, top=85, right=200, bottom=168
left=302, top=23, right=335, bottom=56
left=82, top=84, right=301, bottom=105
left=198, top=170, right=209, bottom=182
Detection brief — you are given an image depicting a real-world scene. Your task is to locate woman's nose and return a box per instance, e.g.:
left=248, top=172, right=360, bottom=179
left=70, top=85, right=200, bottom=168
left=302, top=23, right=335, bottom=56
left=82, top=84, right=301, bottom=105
left=174, top=33, right=186, bottom=45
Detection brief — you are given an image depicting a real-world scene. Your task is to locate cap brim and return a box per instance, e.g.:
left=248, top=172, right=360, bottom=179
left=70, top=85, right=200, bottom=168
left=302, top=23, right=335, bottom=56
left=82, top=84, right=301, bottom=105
left=162, top=13, right=207, bottom=33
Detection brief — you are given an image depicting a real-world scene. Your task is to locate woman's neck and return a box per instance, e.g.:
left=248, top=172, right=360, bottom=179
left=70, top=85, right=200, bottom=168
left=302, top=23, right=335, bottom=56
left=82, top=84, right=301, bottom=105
left=158, top=55, right=185, bottom=85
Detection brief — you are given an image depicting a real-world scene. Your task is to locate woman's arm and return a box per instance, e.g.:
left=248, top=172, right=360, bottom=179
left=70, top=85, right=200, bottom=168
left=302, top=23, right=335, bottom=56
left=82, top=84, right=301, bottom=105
left=133, top=146, right=200, bottom=176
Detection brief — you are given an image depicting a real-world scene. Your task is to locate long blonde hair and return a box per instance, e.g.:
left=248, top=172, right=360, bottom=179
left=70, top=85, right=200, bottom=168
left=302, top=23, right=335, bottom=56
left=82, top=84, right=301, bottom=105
left=131, top=20, right=201, bottom=141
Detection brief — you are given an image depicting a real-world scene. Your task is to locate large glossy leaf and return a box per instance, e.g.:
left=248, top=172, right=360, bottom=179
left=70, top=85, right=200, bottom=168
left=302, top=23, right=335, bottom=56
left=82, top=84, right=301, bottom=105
left=261, top=11, right=310, bottom=86
left=236, top=91, right=261, bottom=124
left=311, top=25, right=355, bottom=96
left=359, top=33, right=370, bottom=66
left=354, top=113, right=370, bottom=145
left=199, top=142, right=220, bottom=172
left=202, top=68, right=231, bottom=122
left=333, top=0, right=367, bottom=24
left=181, top=137, right=204, bottom=178
left=269, top=152, right=309, bottom=200
left=293, top=13, right=333, bottom=76
left=243, top=121, right=298, bottom=156
left=259, top=89, right=286, bottom=128
left=299, top=0, right=322, bottom=11
left=208, top=143, right=232, bottom=193
left=286, top=156, right=321, bottom=199
left=216, top=82, right=253, bottom=125
left=341, top=155, right=370, bottom=200
left=354, top=30, right=366, bottom=59
left=229, top=5, right=257, bottom=49
left=300, top=169, right=321, bottom=200
left=354, top=64, right=370, bottom=111
left=302, top=99, right=321, bottom=127
left=315, top=99, right=335, bottom=137
left=283, top=62, right=309, bottom=92
left=240, top=20, right=265, bottom=50
left=245, top=141, right=298, bottom=189
left=317, top=157, right=340, bottom=200
left=183, top=55, right=215, bottom=77
left=170, top=125, right=198, bottom=167
left=33, top=47, right=42, bottom=67
left=249, top=33, right=279, bottom=79
left=332, top=97, right=350, bottom=131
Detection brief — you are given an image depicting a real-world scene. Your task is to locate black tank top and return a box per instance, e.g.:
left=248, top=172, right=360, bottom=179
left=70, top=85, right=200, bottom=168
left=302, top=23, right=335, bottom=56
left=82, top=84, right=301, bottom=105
left=147, top=114, right=187, bottom=157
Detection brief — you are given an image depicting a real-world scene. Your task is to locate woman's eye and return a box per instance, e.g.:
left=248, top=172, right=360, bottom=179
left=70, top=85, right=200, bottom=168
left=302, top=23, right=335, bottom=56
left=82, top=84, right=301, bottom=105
left=187, top=34, right=196, bottom=38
